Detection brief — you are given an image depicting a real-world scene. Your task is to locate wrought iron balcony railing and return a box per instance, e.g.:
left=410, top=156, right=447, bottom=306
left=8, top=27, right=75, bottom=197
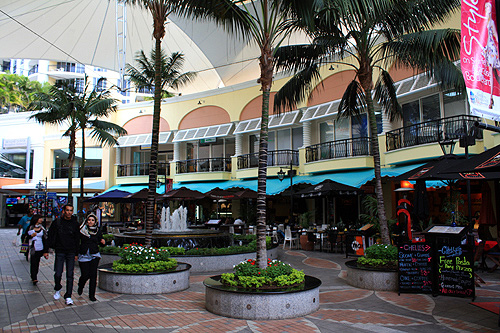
left=176, top=157, right=232, bottom=174
left=117, top=162, right=170, bottom=177
left=385, top=115, right=482, bottom=151
left=51, top=165, right=101, bottom=179
left=305, top=137, right=371, bottom=163
left=237, top=149, right=299, bottom=170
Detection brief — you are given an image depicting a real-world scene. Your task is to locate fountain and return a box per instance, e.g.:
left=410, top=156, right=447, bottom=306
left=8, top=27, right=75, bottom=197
left=114, top=206, right=231, bottom=249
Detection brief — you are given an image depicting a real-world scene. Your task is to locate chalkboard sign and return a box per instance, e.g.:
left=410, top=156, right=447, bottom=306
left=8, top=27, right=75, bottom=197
left=398, top=243, right=433, bottom=294
left=436, top=244, right=474, bottom=298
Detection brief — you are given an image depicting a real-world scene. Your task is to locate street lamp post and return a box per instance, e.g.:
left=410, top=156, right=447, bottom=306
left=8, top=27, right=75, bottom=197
left=277, top=154, right=296, bottom=226
left=36, top=177, right=48, bottom=226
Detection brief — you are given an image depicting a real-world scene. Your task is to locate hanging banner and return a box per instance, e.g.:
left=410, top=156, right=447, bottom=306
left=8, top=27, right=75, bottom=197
left=461, top=0, right=500, bottom=120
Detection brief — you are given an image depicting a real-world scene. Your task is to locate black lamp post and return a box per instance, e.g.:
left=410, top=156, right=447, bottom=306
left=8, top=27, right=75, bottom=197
left=278, top=155, right=296, bottom=226
left=439, top=135, right=472, bottom=226
left=36, top=177, right=48, bottom=226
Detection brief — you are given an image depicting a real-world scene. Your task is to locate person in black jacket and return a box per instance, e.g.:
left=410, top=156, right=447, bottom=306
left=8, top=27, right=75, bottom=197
left=77, top=213, right=104, bottom=302
left=48, top=204, right=80, bottom=306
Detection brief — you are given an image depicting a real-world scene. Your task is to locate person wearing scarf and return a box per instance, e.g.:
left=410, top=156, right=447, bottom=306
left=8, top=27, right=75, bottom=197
left=77, top=213, right=104, bottom=302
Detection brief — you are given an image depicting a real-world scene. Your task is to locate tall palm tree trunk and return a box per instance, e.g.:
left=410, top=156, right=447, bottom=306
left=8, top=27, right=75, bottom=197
left=67, top=131, right=76, bottom=205
left=79, top=128, right=86, bottom=222
left=365, top=90, right=390, bottom=244
left=145, top=36, right=162, bottom=247
left=256, top=39, right=273, bottom=269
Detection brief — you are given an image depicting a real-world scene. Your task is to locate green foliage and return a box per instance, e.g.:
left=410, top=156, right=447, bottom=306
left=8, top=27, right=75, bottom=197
left=359, top=195, right=397, bottom=235
left=118, top=244, right=171, bottom=264
left=220, top=259, right=305, bottom=289
left=441, top=190, right=468, bottom=226
left=0, top=73, right=50, bottom=113
left=233, top=234, right=256, bottom=242
left=161, top=246, right=185, bottom=256
left=357, top=257, right=396, bottom=268
left=184, top=237, right=271, bottom=256
left=299, top=211, right=314, bottom=229
left=112, top=258, right=177, bottom=273
left=357, top=244, right=398, bottom=269
left=102, top=234, right=114, bottom=242
left=100, top=245, right=121, bottom=254
left=364, top=244, right=397, bottom=261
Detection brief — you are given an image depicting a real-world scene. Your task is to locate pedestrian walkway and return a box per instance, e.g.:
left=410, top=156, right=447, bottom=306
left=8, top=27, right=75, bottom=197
left=1, top=227, right=499, bottom=332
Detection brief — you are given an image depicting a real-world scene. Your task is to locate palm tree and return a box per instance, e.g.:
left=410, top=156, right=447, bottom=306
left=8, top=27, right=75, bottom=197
left=30, top=81, right=80, bottom=203
left=75, top=77, right=127, bottom=219
left=126, top=48, right=196, bottom=98
left=176, top=0, right=317, bottom=269
left=121, top=0, right=200, bottom=247
left=121, top=0, right=177, bottom=247
left=0, top=73, right=50, bottom=113
left=273, top=0, right=463, bottom=244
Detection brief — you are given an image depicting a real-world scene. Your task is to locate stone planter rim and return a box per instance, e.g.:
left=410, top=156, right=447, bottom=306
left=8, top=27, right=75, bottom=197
left=204, top=274, right=321, bottom=295
left=345, top=259, right=397, bottom=272
left=98, top=262, right=191, bottom=275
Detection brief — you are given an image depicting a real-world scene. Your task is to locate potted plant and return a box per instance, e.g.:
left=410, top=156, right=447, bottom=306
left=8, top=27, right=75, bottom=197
left=98, top=243, right=191, bottom=294
left=204, top=258, right=321, bottom=320
left=346, top=243, right=398, bottom=291
left=220, top=259, right=305, bottom=289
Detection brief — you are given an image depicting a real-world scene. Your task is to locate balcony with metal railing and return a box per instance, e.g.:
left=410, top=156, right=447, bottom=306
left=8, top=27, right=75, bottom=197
left=176, top=157, right=231, bottom=174
left=51, top=165, right=101, bottom=179
left=237, top=149, right=299, bottom=170
left=117, top=162, right=170, bottom=177
left=305, top=137, right=371, bottom=163
left=385, top=115, right=482, bottom=152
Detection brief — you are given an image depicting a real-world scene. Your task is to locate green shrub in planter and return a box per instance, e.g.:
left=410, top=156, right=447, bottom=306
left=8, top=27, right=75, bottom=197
left=112, top=243, right=177, bottom=273
left=100, top=245, right=121, bottom=254
left=356, top=244, right=397, bottom=270
left=161, top=246, right=185, bottom=256
left=221, top=259, right=305, bottom=289
left=103, top=234, right=114, bottom=242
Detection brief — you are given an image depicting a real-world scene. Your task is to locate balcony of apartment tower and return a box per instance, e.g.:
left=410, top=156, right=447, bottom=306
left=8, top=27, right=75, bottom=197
left=47, top=62, right=85, bottom=80
left=51, top=148, right=102, bottom=179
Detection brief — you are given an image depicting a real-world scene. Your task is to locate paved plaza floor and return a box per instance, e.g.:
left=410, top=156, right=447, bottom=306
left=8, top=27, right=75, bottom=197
left=1, top=227, right=500, bottom=332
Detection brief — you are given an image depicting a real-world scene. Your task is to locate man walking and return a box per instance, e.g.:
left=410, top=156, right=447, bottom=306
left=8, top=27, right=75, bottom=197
left=48, top=204, right=79, bottom=305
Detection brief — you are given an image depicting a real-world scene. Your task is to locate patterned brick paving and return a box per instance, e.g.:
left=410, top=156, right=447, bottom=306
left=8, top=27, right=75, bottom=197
left=376, top=291, right=435, bottom=315
left=309, top=309, right=431, bottom=326
left=303, top=257, right=341, bottom=269
left=1, top=229, right=500, bottom=332
left=320, top=289, right=373, bottom=304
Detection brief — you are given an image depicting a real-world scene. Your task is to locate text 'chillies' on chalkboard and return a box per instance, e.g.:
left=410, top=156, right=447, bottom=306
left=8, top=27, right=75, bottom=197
left=398, top=243, right=433, bottom=294
left=437, top=245, right=474, bottom=297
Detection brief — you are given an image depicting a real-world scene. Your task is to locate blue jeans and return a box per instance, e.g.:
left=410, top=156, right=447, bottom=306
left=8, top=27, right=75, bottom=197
left=54, top=252, right=75, bottom=299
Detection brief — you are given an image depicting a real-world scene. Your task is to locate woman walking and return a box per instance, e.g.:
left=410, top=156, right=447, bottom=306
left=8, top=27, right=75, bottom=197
left=77, top=213, right=104, bottom=301
left=27, top=215, right=49, bottom=285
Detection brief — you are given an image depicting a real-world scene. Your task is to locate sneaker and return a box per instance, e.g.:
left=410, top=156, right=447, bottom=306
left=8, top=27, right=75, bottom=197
left=53, top=290, right=61, bottom=300
left=65, top=297, right=74, bottom=306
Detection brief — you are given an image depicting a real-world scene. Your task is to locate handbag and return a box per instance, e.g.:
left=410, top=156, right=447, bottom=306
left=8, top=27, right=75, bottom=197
left=20, top=242, right=29, bottom=253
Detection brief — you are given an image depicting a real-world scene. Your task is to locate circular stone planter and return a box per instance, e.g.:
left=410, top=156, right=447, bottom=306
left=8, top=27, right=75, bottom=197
left=98, top=262, right=191, bottom=294
left=172, top=246, right=279, bottom=273
left=346, top=260, right=398, bottom=291
left=204, top=275, right=321, bottom=320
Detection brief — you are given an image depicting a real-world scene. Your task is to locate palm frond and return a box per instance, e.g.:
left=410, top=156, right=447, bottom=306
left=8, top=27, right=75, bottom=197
left=374, top=70, right=402, bottom=122
left=338, top=80, right=366, bottom=118
left=274, top=64, right=321, bottom=113
left=274, top=44, right=325, bottom=73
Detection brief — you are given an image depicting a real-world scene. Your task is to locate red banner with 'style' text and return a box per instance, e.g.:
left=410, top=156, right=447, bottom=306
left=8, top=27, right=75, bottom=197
left=461, top=0, right=500, bottom=120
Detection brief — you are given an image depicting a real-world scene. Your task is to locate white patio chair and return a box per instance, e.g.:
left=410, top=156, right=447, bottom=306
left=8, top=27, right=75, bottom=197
left=283, top=226, right=298, bottom=249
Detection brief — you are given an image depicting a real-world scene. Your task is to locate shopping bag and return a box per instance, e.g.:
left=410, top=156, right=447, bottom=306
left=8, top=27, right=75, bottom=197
left=20, top=243, right=29, bottom=253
